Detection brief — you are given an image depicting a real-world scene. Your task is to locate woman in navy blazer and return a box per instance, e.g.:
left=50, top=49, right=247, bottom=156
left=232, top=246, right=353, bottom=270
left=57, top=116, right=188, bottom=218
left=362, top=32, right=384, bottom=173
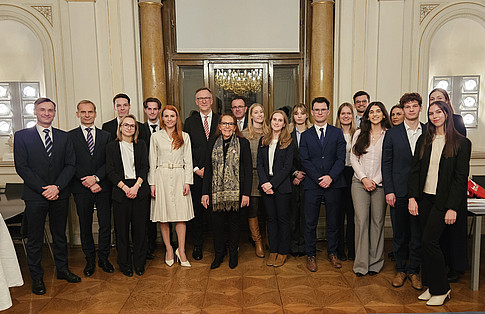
left=257, top=110, right=294, bottom=267
left=106, top=114, right=150, bottom=277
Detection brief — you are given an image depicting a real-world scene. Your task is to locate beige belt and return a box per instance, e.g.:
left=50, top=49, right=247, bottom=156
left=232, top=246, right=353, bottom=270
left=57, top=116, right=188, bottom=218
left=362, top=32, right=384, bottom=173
left=159, top=163, right=184, bottom=169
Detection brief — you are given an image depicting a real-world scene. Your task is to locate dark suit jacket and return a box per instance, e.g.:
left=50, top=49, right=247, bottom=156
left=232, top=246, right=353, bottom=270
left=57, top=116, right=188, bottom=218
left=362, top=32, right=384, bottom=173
left=257, top=138, right=294, bottom=194
left=299, top=125, right=346, bottom=190
left=382, top=122, right=426, bottom=198
left=290, top=129, right=304, bottom=175
left=105, top=139, right=150, bottom=203
left=408, top=134, right=471, bottom=213
left=238, top=116, right=248, bottom=131
left=183, top=112, right=220, bottom=171
left=453, top=114, right=467, bottom=137
left=69, top=126, right=112, bottom=194
left=14, top=127, right=76, bottom=201
left=102, top=118, right=147, bottom=143
left=202, top=136, right=252, bottom=199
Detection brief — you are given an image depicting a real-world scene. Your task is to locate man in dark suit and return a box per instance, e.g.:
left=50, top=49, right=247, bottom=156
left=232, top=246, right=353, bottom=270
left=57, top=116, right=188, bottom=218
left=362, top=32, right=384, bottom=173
left=231, top=96, right=248, bottom=131
left=14, top=98, right=80, bottom=295
left=102, top=93, right=147, bottom=142
left=69, top=100, right=113, bottom=277
left=382, top=92, right=425, bottom=291
left=142, top=97, right=162, bottom=259
left=299, top=97, right=346, bottom=272
left=353, top=90, right=370, bottom=128
left=183, top=87, right=220, bottom=260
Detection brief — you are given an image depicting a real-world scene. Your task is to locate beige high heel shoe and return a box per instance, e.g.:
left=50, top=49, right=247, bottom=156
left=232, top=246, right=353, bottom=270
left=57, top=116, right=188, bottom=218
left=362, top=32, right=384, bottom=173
left=426, top=289, right=451, bottom=306
left=175, top=248, right=191, bottom=267
left=418, top=288, right=431, bottom=301
left=165, top=248, right=174, bottom=267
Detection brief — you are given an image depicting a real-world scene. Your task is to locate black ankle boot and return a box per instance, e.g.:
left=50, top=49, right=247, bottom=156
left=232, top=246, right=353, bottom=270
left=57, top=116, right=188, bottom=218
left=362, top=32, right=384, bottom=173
left=229, top=250, right=238, bottom=269
left=210, top=256, right=223, bottom=269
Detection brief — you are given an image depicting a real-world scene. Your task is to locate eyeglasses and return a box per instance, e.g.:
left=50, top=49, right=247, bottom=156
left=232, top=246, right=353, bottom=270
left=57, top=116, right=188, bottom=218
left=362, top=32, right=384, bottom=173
left=196, top=97, right=212, bottom=102
left=220, top=122, right=236, bottom=127
left=231, top=106, right=245, bottom=110
left=122, top=123, right=136, bottom=129
left=312, top=109, right=328, bottom=113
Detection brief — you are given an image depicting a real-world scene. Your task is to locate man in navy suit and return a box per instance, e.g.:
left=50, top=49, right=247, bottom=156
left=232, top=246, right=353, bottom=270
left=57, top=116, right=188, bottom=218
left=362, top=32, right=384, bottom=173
left=299, top=97, right=346, bottom=272
left=14, top=98, right=80, bottom=295
left=353, top=90, right=370, bottom=128
left=231, top=96, right=248, bottom=131
left=183, top=87, right=220, bottom=260
left=382, top=92, right=425, bottom=290
left=69, top=100, right=113, bottom=277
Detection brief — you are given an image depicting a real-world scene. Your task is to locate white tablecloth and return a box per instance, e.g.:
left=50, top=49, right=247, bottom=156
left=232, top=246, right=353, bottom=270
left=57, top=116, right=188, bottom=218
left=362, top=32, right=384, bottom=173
left=0, top=213, right=23, bottom=311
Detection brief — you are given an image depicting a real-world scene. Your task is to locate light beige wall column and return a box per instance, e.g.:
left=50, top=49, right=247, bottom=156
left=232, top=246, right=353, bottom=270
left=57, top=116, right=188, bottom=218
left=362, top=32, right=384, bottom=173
left=139, top=0, right=167, bottom=107
left=310, top=0, right=334, bottom=123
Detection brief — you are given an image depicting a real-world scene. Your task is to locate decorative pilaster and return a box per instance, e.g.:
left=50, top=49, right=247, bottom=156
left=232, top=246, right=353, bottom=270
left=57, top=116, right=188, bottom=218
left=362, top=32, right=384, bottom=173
left=139, top=0, right=167, bottom=108
left=310, top=0, right=334, bottom=122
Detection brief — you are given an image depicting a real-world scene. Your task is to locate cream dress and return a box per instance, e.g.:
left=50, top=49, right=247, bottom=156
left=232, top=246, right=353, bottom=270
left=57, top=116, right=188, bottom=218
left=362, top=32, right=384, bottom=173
left=148, top=130, right=194, bottom=222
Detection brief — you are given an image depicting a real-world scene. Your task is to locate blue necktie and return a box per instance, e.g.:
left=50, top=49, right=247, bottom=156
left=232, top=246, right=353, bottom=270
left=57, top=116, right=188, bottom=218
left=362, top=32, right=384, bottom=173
left=319, top=127, right=325, bottom=145
left=86, top=127, right=94, bottom=156
left=43, top=129, right=53, bottom=158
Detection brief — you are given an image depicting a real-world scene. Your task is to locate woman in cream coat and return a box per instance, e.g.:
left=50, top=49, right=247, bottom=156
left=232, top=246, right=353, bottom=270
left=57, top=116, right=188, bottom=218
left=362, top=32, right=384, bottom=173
left=149, top=105, right=194, bottom=267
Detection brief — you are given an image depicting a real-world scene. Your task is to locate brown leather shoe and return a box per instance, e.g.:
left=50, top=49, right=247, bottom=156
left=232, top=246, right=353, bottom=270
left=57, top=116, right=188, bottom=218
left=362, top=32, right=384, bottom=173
left=306, top=256, right=317, bottom=272
left=392, top=272, right=407, bottom=287
left=328, top=254, right=342, bottom=269
left=273, top=254, right=287, bottom=267
left=408, top=273, right=423, bottom=290
left=267, top=253, right=278, bottom=266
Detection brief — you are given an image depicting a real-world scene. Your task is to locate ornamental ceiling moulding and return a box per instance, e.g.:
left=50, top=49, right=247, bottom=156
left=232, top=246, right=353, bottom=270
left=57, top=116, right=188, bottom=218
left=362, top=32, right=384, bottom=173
left=420, top=4, right=439, bottom=24
left=31, top=6, right=52, bottom=26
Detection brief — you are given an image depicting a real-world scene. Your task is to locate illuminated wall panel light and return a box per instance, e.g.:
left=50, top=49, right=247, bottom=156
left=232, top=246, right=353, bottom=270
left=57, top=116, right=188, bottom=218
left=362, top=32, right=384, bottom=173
left=462, top=112, right=477, bottom=127
left=0, top=120, right=12, bottom=134
left=463, top=78, right=478, bottom=92
left=461, top=95, right=477, bottom=109
left=23, top=102, right=35, bottom=115
left=0, top=85, right=9, bottom=98
left=0, top=103, right=12, bottom=116
left=22, top=86, right=37, bottom=98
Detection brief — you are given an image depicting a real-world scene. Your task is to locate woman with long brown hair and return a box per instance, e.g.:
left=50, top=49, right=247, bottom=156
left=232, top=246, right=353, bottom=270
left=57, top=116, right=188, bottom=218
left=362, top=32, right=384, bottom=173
left=408, top=101, right=471, bottom=305
left=257, top=110, right=294, bottom=267
left=335, top=102, right=357, bottom=261
left=350, top=102, right=391, bottom=277
left=201, top=114, right=252, bottom=269
left=241, top=103, right=269, bottom=258
left=148, top=105, right=194, bottom=267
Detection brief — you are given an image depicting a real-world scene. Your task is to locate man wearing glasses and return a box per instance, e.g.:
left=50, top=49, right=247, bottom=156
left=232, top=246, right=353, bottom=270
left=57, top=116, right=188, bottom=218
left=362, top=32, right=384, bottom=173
left=299, top=97, right=346, bottom=272
left=230, top=97, right=248, bottom=131
left=183, top=87, right=220, bottom=260
left=353, top=90, right=370, bottom=128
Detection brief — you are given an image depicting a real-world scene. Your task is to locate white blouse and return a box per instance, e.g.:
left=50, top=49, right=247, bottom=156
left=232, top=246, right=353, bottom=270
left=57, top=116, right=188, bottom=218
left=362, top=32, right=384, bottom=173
left=119, top=141, right=136, bottom=179
left=268, top=139, right=278, bottom=176
left=350, top=129, right=386, bottom=186
left=423, top=135, right=445, bottom=195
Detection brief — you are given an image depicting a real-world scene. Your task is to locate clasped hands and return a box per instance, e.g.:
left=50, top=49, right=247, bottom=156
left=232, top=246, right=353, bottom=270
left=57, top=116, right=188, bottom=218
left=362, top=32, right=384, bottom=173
left=81, top=175, right=102, bottom=193
left=201, top=194, right=249, bottom=209
left=408, top=197, right=457, bottom=225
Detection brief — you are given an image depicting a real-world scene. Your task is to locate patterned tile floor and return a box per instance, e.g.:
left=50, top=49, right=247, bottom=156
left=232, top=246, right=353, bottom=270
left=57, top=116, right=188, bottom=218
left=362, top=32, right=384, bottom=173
left=5, top=238, right=485, bottom=313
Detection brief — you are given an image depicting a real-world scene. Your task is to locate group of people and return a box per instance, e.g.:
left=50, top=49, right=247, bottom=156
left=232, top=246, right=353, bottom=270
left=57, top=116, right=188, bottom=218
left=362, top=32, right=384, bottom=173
left=13, top=87, right=471, bottom=307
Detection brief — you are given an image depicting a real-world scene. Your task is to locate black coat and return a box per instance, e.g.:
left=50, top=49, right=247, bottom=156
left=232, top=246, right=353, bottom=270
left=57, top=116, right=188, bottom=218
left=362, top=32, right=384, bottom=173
left=257, top=138, right=294, bottom=194
left=202, top=136, right=252, bottom=200
left=106, top=139, right=150, bottom=203
left=69, top=126, right=112, bottom=194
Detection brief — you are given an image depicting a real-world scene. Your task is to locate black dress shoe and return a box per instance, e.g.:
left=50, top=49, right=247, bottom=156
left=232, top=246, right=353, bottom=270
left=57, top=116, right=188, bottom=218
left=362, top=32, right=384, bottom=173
left=121, top=269, right=133, bottom=277
left=192, top=247, right=203, bottom=260
left=57, top=269, right=81, bottom=283
left=83, top=263, right=96, bottom=277
left=229, top=251, right=238, bottom=269
left=355, top=272, right=365, bottom=277
left=368, top=271, right=378, bottom=276
left=347, top=253, right=355, bottom=261
left=135, top=266, right=145, bottom=276
left=146, top=252, right=155, bottom=260
left=98, top=260, right=114, bottom=273
left=338, top=254, right=348, bottom=261
left=32, top=278, right=46, bottom=295
left=210, top=257, right=223, bottom=269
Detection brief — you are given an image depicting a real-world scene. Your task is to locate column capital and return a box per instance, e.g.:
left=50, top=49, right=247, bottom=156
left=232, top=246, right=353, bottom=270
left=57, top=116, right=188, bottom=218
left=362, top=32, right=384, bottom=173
left=138, top=0, right=163, bottom=8
left=311, top=0, right=334, bottom=6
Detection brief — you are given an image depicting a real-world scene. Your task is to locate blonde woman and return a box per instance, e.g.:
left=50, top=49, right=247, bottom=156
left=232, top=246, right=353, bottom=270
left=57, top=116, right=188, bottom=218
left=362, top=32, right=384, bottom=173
left=242, top=103, right=269, bottom=258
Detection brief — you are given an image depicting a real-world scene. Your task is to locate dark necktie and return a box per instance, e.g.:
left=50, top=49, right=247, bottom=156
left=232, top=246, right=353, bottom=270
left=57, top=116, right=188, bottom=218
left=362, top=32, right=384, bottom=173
left=43, top=129, right=53, bottom=157
left=151, top=124, right=157, bottom=134
left=320, top=127, right=325, bottom=146
left=86, top=127, right=94, bottom=156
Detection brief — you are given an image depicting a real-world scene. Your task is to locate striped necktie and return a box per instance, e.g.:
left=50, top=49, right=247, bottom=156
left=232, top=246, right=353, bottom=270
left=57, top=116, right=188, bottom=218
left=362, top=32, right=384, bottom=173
left=86, top=127, right=94, bottom=156
left=43, top=129, right=53, bottom=158
left=203, top=115, right=209, bottom=140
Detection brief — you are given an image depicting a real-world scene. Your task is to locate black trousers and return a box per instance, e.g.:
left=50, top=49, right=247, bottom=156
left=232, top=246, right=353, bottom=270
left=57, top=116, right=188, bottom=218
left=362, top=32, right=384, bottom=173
left=112, top=194, right=149, bottom=272
left=391, top=196, right=421, bottom=274
left=189, top=175, right=206, bottom=248
left=440, top=198, right=468, bottom=273
left=419, top=193, right=450, bottom=295
left=263, top=191, right=291, bottom=255
left=337, top=166, right=355, bottom=257
left=73, top=191, right=111, bottom=263
left=211, top=210, right=240, bottom=258
left=290, top=181, right=305, bottom=254
left=24, top=198, right=70, bottom=279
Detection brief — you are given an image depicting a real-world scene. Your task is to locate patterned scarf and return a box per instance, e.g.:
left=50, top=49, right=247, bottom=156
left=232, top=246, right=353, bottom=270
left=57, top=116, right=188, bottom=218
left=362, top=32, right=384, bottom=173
left=211, top=134, right=240, bottom=212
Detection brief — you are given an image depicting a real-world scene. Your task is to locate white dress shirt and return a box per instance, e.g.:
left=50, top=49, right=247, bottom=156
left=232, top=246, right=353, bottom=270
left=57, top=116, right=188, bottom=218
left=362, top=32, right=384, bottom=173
left=147, top=121, right=160, bottom=133
left=80, top=124, right=96, bottom=143
left=404, top=121, right=422, bottom=156
left=314, top=123, right=327, bottom=139
left=36, top=124, right=53, bottom=146
left=350, top=129, right=386, bottom=186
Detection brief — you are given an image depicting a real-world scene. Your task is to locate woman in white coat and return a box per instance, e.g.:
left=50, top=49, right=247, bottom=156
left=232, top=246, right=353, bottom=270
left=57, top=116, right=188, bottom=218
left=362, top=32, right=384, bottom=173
left=149, top=105, right=194, bottom=267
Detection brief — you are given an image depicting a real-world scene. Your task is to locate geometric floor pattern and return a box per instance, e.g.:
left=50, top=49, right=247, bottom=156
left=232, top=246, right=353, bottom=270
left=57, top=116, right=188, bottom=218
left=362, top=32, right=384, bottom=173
left=5, top=238, right=485, bottom=313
